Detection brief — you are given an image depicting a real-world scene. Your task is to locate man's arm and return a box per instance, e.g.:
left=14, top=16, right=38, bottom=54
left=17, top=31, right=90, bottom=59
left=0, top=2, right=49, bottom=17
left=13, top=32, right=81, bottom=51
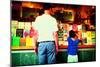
left=34, top=30, right=38, bottom=54
left=53, top=31, right=59, bottom=54
left=33, top=17, right=39, bottom=54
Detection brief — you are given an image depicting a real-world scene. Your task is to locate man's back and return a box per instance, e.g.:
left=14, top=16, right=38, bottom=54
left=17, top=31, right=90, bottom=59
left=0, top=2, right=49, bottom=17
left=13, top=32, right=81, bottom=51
left=34, top=14, right=58, bottom=42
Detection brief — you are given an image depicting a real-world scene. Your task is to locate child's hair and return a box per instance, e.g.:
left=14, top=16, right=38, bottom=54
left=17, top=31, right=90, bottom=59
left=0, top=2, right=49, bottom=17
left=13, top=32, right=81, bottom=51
left=69, top=30, right=76, bottom=38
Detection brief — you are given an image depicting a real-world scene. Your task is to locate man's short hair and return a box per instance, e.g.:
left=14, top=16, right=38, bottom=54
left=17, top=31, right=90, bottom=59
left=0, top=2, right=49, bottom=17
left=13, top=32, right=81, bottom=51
left=43, top=3, right=52, bottom=10
left=39, top=9, right=44, bottom=15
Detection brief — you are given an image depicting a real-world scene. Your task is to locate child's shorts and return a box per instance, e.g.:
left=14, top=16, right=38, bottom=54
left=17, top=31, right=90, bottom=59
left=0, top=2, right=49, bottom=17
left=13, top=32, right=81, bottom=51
left=67, top=54, right=78, bottom=63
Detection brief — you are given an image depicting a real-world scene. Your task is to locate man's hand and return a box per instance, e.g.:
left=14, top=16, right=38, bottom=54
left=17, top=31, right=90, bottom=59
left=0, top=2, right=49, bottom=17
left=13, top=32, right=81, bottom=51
left=34, top=46, right=38, bottom=54
left=56, top=44, right=58, bottom=54
left=53, top=32, right=59, bottom=54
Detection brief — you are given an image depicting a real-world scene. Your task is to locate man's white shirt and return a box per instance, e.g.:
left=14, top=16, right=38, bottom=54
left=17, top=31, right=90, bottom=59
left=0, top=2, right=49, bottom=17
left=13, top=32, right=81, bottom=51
left=33, top=14, right=58, bottom=42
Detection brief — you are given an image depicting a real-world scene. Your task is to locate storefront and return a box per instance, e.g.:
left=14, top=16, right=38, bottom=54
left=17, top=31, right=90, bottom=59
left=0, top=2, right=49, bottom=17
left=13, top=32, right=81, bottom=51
left=11, top=1, right=96, bottom=66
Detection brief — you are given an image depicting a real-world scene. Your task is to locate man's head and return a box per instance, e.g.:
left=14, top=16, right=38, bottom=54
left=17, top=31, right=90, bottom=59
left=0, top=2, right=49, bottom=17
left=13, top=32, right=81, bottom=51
left=43, top=3, right=52, bottom=10
left=43, top=3, right=52, bottom=14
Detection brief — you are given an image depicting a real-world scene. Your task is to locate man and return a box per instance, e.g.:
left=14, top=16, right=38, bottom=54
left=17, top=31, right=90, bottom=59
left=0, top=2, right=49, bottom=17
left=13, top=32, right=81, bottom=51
left=33, top=3, right=58, bottom=64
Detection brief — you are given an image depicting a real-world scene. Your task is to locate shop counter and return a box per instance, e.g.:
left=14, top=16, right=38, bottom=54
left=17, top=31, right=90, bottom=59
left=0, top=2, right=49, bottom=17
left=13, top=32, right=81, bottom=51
left=12, top=45, right=96, bottom=50
left=11, top=45, right=96, bottom=66
left=59, top=45, right=96, bottom=49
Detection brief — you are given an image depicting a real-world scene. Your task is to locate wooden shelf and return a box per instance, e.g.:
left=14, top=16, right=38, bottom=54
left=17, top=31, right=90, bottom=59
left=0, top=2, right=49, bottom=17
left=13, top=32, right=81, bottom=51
left=11, top=44, right=96, bottom=50
left=11, top=46, right=34, bottom=50
left=59, top=44, right=96, bottom=49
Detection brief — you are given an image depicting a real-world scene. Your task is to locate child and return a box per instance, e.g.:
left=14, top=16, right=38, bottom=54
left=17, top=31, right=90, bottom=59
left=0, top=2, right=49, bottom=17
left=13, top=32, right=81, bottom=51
left=67, top=30, right=81, bottom=63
